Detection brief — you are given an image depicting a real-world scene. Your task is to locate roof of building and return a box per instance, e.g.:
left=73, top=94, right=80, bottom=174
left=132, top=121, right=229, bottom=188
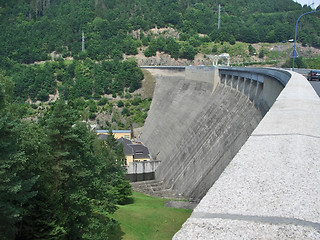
left=117, top=137, right=134, bottom=156
left=129, top=144, right=150, bottom=159
left=96, top=129, right=131, bottom=134
left=116, top=137, right=150, bottom=159
left=97, top=134, right=108, bottom=140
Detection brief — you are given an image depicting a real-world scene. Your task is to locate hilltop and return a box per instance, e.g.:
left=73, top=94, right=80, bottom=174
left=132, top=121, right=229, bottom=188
left=0, top=0, right=319, bottom=65
left=0, top=0, right=320, bottom=130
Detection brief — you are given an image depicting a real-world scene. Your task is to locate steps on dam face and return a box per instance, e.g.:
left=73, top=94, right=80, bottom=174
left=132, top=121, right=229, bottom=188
left=130, top=180, right=183, bottom=199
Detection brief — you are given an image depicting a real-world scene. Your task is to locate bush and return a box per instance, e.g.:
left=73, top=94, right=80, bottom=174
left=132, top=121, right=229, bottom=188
left=98, top=97, right=108, bottom=106
left=131, top=97, right=141, bottom=106
left=37, top=89, right=49, bottom=101
left=30, top=104, right=38, bottom=109
left=93, top=93, right=101, bottom=100
left=121, top=107, right=130, bottom=116
left=117, top=100, right=124, bottom=108
left=89, top=113, right=96, bottom=120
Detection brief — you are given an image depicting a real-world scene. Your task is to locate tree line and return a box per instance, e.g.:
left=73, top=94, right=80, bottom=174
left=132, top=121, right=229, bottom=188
left=0, top=0, right=319, bottom=65
left=6, top=59, right=143, bottom=103
left=0, top=73, right=131, bottom=239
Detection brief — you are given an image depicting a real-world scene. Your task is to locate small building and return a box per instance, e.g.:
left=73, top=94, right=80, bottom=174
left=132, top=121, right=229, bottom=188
left=117, top=137, right=150, bottom=166
left=96, top=129, right=131, bottom=140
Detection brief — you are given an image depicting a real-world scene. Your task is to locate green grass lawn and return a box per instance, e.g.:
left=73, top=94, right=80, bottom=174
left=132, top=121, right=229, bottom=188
left=110, top=192, right=192, bottom=240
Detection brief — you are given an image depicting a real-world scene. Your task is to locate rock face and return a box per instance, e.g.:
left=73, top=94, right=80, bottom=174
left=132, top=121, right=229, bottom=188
left=140, top=68, right=262, bottom=201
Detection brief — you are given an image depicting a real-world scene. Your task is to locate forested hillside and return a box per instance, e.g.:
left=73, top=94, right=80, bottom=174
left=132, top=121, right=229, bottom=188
left=0, top=1, right=320, bottom=238
left=0, top=0, right=319, bottom=65
left=0, top=0, right=319, bottom=105
left=0, top=74, right=132, bottom=239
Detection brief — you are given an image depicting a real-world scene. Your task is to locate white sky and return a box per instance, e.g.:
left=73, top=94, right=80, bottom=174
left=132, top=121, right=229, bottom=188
left=294, top=0, right=320, bottom=8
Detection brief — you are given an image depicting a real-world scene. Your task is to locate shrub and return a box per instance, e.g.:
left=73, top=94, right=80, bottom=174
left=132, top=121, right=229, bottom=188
left=98, top=97, right=108, bottom=106
left=117, top=100, right=124, bottom=108
left=89, top=113, right=96, bottom=120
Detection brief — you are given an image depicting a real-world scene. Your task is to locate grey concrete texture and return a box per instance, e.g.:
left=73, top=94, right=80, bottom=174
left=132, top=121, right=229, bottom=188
left=140, top=67, right=262, bottom=201
left=165, top=200, right=198, bottom=210
left=140, top=69, right=215, bottom=165
left=173, top=71, right=320, bottom=239
left=185, top=66, right=220, bottom=91
left=156, top=85, right=262, bottom=200
left=130, top=180, right=181, bottom=199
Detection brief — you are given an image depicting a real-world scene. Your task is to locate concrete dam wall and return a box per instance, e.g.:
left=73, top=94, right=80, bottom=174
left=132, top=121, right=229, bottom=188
left=140, top=66, right=282, bottom=200
left=173, top=70, right=320, bottom=239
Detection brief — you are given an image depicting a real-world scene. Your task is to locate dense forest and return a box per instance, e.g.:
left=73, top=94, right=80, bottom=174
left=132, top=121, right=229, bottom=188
left=0, top=0, right=319, bottom=65
left=0, top=0, right=319, bottom=102
left=1, top=0, right=320, bottom=239
left=0, top=73, right=132, bottom=239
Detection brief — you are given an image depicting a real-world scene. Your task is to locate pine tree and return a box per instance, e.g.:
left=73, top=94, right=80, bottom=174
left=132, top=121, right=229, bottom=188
left=0, top=74, right=38, bottom=240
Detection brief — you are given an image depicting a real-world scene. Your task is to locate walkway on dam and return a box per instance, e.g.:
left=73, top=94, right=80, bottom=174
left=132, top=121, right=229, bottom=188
left=173, top=71, right=320, bottom=239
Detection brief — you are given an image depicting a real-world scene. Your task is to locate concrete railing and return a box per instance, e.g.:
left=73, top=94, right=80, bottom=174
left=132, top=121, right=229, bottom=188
left=219, top=67, right=291, bottom=115
left=173, top=69, right=320, bottom=239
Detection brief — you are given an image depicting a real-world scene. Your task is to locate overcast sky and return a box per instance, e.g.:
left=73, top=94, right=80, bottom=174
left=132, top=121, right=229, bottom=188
left=294, top=0, right=320, bottom=8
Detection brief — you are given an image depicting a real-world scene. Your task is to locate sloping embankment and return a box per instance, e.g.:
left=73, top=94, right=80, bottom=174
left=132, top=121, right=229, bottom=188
left=140, top=68, right=262, bottom=200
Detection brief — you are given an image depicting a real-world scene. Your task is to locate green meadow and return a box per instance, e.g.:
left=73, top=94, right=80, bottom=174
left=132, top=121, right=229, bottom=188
left=111, top=192, right=192, bottom=240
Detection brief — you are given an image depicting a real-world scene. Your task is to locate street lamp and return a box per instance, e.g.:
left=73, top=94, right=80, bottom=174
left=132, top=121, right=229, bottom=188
left=292, top=10, right=320, bottom=71
left=277, top=39, right=293, bottom=68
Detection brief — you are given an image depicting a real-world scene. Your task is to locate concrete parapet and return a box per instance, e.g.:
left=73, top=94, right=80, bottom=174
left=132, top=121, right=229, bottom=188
left=173, top=71, right=320, bottom=239
left=219, top=67, right=291, bottom=115
left=185, top=66, right=220, bottom=92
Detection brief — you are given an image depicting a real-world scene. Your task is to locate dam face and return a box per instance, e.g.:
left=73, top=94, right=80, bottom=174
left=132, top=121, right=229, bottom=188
left=140, top=67, right=264, bottom=200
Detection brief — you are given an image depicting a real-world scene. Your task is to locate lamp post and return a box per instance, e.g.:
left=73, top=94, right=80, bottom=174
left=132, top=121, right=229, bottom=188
left=277, top=39, right=293, bottom=68
left=292, top=10, right=320, bottom=71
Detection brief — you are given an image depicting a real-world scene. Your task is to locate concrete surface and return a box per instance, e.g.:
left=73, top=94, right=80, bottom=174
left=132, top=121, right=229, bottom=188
left=165, top=200, right=198, bottom=210
left=130, top=180, right=181, bottom=199
left=140, top=67, right=263, bottom=200
left=309, top=81, right=320, bottom=97
left=173, top=71, right=320, bottom=239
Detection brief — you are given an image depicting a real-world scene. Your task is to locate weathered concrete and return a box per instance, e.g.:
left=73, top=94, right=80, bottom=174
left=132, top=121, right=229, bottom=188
left=155, top=84, right=262, bottom=200
left=173, top=71, right=320, bottom=239
left=140, top=66, right=264, bottom=201
left=185, top=66, right=220, bottom=91
left=219, top=67, right=291, bottom=115
left=130, top=180, right=181, bottom=199
left=165, top=200, right=198, bottom=210
left=140, top=68, right=215, bottom=165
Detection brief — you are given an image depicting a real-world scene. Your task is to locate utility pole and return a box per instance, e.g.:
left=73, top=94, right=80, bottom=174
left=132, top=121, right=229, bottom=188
left=218, top=4, right=221, bottom=29
left=292, top=10, right=320, bottom=71
left=311, top=1, right=315, bottom=9
left=82, top=31, right=85, bottom=52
